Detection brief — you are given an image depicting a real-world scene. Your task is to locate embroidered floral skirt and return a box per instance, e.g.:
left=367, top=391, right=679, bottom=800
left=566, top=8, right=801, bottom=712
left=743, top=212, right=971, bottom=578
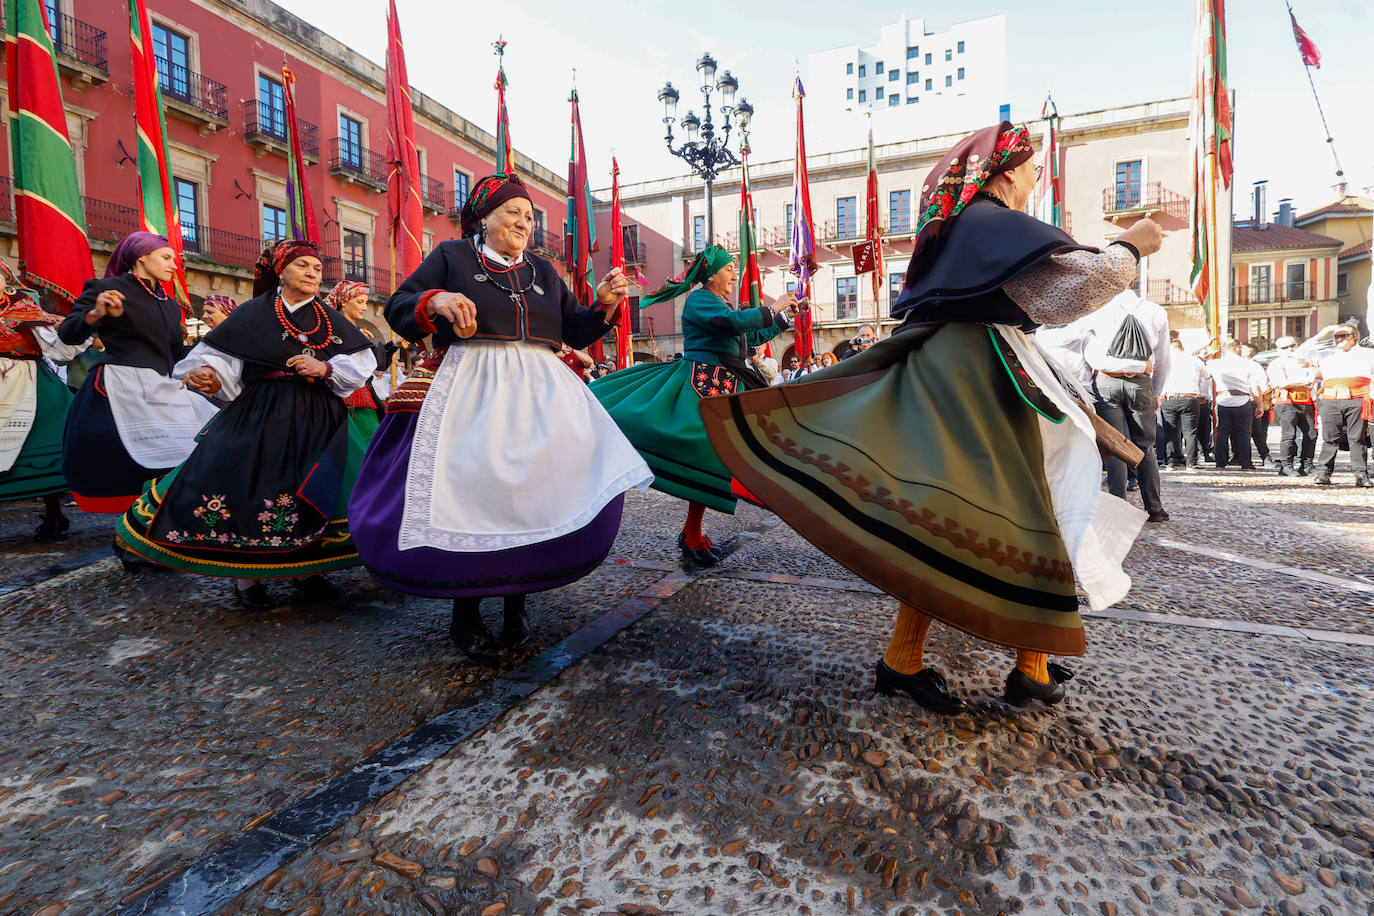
left=115, top=378, right=366, bottom=578
left=590, top=358, right=744, bottom=513
left=0, top=364, right=72, bottom=502
left=699, top=322, right=1146, bottom=656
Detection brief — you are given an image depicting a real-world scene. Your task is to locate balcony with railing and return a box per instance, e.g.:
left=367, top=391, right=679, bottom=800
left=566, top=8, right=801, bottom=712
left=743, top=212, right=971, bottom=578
left=447, top=191, right=468, bottom=223
left=529, top=226, right=562, bottom=262
left=421, top=175, right=446, bottom=215
left=47, top=12, right=109, bottom=85
left=243, top=101, right=319, bottom=162
left=1232, top=280, right=1324, bottom=308
left=158, top=64, right=229, bottom=133
left=179, top=223, right=263, bottom=270
left=623, top=241, right=647, bottom=266
left=328, top=139, right=388, bottom=193
left=1102, top=181, right=1188, bottom=221
left=322, top=258, right=394, bottom=300
left=0, top=177, right=12, bottom=225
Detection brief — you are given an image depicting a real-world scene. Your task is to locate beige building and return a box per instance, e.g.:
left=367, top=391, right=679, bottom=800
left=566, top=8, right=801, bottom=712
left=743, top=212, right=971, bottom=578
left=598, top=97, right=1201, bottom=360
left=1294, top=195, right=1372, bottom=324
left=1228, top=219, right=1342, bottom=348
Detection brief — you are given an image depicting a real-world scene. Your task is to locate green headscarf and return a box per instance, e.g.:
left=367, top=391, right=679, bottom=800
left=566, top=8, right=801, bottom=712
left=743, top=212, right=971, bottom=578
left=641, top=245, right=734, bottom=307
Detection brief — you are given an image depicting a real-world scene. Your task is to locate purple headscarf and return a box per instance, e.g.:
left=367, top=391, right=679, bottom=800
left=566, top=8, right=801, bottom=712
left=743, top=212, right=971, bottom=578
left=105, top=231, right=172, bottom=278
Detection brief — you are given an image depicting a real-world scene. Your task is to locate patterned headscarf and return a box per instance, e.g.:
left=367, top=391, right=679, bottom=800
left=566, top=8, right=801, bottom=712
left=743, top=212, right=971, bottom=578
left=253, top=239, right=323, bottom=296
left=905, top=121, right=1035, bottom=285
left=203, top=295, right=237, bottom=316
left=326, top=280, right=370, bottom=311
left=0, top=258, right=57, bottom=355
left=104, top=231, right=172, bottom=278
left=459, top=173, right=532, bottom=238
left=642, top=245, right=734, bottom=307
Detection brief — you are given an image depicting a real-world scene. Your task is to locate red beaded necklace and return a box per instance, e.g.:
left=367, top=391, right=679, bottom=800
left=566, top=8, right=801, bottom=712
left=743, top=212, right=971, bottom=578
left=133, top=274, right=168, bottom=301
left=274, top=294, right=333, bottom=350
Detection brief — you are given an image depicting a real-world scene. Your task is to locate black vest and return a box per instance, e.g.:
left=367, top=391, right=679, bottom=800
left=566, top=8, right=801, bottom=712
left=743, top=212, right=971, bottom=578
left=202, top=290, right=372, bottom=385
left=893, top=195, right=1093, bottom=332
left=57, top=274, right=186, bottom=374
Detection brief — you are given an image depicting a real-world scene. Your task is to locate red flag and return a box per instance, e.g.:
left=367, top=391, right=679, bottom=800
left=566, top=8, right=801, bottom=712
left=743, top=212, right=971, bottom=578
left=5, top=0, right=92, bottom=307
left=1289, top=10, right=1321, bottom=68
left=565, top=89, right=604, bottom=362
left=385, top=0, right=422, bottom=279
left=281, top=67, right=318, bottom=243
left=852, top=122, right=884, bottom=309
left=129, top=0, right=189, bottom=305
left=609, top=158, right=630, bottom=370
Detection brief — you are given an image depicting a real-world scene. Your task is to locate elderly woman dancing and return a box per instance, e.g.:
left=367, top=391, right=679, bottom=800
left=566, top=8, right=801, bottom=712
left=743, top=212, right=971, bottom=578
left=592, top=245, right=804, bottom=565
left=700, top=122, right=1164, bottom=712
left=349, top=173, right=651, bottom=662
left=114, top=240, right=375, bottom=608
left=58, top=232, right=218, bottom=524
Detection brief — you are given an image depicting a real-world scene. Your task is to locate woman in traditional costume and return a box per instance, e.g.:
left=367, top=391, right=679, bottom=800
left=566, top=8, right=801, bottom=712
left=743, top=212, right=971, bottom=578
left=114, top=240, right=375, bottom=608
left=700, top=122, right=1163, bottom=711
left=349, top=173, right=651, bottom=661
left=324, top=280, right=388, bottom=441
left=0, top=260, right=87, bottom=540
left=58, top=233, right=219, bottom=520
left=201, top=295, right=238, bottom=329
left=591, top=246, right=803, bottom=565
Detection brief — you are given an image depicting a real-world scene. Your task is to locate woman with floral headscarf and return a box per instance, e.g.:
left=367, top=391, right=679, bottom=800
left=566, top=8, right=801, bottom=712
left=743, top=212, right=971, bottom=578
left=58, top=231, right=219, bottom=521
left=701, top=122, right=1164, bottom=713
left=349, top=173, right=651, bottom=662
left=592, top=244, right=805, bottom=566
left=0, top=259, right=88, bottom=540
left=114, top=240, right=375, bottom=608
left=325, top=280, right=387, bottom=441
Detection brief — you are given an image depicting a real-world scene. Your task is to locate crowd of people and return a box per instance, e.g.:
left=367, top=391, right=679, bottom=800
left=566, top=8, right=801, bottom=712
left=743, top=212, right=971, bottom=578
left=3, top=118, right=1371, bottom=717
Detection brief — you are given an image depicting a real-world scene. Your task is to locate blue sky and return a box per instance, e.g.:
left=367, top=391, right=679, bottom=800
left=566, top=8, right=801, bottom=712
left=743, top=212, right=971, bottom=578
left=281, top=0, right=1372, bottom=216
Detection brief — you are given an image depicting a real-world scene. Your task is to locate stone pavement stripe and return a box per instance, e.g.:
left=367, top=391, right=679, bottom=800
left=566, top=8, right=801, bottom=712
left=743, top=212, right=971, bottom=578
left=710, top=567, right=1374, bottom=648
left=114, top=516, right=781, bottom=916
left=1140, top=533, right=1374, bottom=593
left=0, top=547, right=110, bottom=597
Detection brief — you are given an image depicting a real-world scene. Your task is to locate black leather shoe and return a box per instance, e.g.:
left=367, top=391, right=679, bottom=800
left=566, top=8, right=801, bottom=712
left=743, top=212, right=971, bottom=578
left=450, top=599, right=502, bottom=663
left=1146, top=510, right=1170, bottom=523
left=291, top=575, right=339, bottom=600
left=34, top=516, right=71, bottom=542
left=111, top=537, right=157, bottom=573
left=502, top=594, right=532, bottom=649
left=677, top=531, right=721, bottom=567
left=873, top=661, right=966, bottom=714
left=235, top=582, right=273, bottom=610
left=1004, top=667, right=1067, bottom=706
left=1046, top=662, right=1075, bottom=684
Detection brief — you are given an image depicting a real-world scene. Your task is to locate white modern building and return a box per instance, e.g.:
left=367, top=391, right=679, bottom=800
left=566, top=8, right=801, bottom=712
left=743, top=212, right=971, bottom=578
left=805, top=15, right=1007, bottom=152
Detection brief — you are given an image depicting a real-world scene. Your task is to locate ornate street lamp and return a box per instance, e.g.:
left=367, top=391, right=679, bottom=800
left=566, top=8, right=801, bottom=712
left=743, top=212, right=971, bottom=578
left=657, top=52, right=749, bottom=247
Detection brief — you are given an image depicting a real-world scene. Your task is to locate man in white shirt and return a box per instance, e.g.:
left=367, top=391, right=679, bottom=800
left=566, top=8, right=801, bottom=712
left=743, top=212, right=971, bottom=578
left=1061, top=288, right=1172, bottom=522
left=1156, top=335, right=1211, bottom=469
left=1266, top=335, right=1317, bottom=476
left=1209, top=339, right=1267, bottom=470
left=1311, top=323, right=1374, bottom=486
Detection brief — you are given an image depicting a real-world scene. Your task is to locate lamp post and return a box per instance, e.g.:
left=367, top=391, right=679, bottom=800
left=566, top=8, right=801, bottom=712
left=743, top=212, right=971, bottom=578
left=657, top=53, right=752, bottom=249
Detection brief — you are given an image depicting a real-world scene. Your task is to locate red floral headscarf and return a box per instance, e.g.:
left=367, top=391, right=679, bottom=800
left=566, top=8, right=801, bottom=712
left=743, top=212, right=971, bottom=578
left=907, top=121, right=1035, bottom=282
left=325, top=280, right=370, bottom=311
left=253, top=239, right=323, bottom=296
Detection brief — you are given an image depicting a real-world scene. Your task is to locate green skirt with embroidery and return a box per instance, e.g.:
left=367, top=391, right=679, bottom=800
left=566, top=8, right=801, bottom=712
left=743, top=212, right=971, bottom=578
left=591, top=358, right=744, bottom=513
left=700, top=321, right=1087, bottom=655
left=115, top=378, right=367, bottom=579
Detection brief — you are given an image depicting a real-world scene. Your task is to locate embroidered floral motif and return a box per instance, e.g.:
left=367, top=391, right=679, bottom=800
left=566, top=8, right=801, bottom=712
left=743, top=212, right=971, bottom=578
left=192, top=494, right=231, bottom=528
left=755, top=414, right=1072, bottom=584
left=917, top=126, right=1033, bottom=235
left=258, top=493, right=300, bottom=535
left=690, top=362, right=738, bottom=399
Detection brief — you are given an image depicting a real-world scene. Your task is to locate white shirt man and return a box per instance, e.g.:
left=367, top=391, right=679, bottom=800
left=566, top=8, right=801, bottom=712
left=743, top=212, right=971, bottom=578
left=1159, top=344, right=1210, bottom=399
left=1076, top=290, right=1172, bottom=393
left=1210, top=351, right=1266, bottom=410
left=1267, top=336, right=1317, bottom=474
left=1311, top=326, right=1374, bottom=484
left=1209, top=341, right=1267, bottom=469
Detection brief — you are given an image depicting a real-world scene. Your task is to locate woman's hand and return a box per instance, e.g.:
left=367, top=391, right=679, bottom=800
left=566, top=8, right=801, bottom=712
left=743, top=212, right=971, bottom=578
left=771, top=291, right=805, bottom=319
left=596, top=268, right=629, bottom=318
left=184, top=365, right=221, bottom=395
left=1118, top=218, right=1164, bottom=257
left=286, top=354, right=330, bottom=380
left=86, top=289, right=126, bottom=326
left=426, top=292, right=478, bottom=338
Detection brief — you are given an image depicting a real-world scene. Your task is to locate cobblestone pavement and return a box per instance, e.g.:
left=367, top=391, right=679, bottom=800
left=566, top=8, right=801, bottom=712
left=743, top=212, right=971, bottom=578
left=1, top=466, right=1371, bottom=916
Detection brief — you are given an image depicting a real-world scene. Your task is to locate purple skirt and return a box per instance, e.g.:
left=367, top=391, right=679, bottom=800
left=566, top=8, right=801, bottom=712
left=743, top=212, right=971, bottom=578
left=349, top=411, right=624, bottom=597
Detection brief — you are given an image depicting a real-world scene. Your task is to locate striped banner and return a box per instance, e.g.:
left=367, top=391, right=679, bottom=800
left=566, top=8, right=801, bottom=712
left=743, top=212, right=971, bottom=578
left=565, top=88, right=601, bottom=360
left=128, top=0, right=189, bottom=304
left=493, top=40, right=512, bottom=175
left=1189, top=0, right=1234, bottom=339
left=4, top=0, right=92, bottom=306
left=609, top=157, right=630, bottom=370
left=282, top=66, right=319, bottom=242
left=1036, top=94, right=1063, bottom=229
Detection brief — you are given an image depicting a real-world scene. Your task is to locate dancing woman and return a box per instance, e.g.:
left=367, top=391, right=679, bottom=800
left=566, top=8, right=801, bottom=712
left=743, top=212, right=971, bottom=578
left=325, top=280, right=387, bottom=441
left=58, top=232, right=217, bottom=517
left=0, top=260, right=87, bottom=540
left=592, top=245, right=803, bottom=564
left=701, top=122, right=1163, bottom=711
left=349, top=173, right=651, bottom=661
left=114, top=240, right=375, bottom=607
